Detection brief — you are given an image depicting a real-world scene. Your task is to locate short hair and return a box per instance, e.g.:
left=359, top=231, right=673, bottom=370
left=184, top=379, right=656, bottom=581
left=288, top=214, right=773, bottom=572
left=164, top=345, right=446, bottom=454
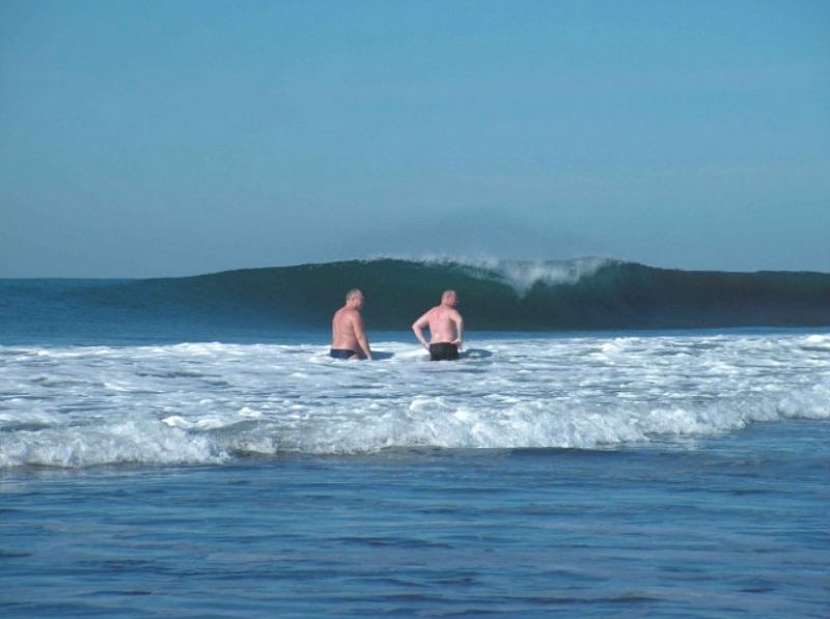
left=346, top=288, right=363, bottom=302
left=442, top=289, right=457, bottom=300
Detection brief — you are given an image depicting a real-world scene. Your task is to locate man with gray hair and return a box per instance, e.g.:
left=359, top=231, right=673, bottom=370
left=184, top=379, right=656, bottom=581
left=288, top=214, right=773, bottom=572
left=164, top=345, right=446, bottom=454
left=412, top=290, right=464, bottom=361
left=330, top=288, right=373, bottom=360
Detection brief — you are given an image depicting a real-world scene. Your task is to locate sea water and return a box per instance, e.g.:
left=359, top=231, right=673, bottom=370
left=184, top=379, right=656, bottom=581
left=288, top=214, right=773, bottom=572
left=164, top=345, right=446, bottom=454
left=2, top=330, right=829, bottom=617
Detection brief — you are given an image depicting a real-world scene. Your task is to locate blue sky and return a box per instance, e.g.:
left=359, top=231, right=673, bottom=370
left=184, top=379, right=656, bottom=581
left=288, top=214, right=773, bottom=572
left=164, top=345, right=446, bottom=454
left=2, top=0, right=828, bottom=277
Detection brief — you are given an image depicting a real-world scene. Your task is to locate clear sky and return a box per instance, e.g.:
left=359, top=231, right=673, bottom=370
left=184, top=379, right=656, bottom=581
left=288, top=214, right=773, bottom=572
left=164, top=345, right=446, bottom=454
left=2, top=0, right=828, bottom=277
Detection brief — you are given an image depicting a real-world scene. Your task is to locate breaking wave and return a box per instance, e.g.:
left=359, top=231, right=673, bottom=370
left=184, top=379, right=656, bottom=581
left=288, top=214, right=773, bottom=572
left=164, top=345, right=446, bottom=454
left=2, top=258, right=829, bottom=337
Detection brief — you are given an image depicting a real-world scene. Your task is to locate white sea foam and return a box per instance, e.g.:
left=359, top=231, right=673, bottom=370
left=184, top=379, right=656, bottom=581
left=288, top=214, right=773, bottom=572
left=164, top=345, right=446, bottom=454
left=371, top=255, right=613, bottom=294
left=0, top=333, right=828, bottom=467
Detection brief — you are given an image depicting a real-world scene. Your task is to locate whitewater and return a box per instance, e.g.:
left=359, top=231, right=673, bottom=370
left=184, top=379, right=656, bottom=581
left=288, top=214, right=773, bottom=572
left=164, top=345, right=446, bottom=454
left=2, top=332, right=828, bottom=468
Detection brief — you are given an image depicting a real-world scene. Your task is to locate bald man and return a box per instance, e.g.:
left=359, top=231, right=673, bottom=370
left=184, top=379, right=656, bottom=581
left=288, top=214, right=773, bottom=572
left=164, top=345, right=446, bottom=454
left=330, top=288, right=372, bottom=360
left=412, top=290, right=464, bottom=361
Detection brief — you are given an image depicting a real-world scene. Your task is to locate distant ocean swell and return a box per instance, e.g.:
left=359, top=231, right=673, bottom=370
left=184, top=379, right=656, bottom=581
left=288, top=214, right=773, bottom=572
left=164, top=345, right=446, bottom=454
left=2, top=258, right=829, bottom=333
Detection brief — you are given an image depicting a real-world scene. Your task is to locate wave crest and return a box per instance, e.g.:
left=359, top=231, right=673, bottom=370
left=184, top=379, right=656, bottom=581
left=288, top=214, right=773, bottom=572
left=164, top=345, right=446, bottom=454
left=373, top=255, right=614, bottom=295
left=2, top=257, right=829, bottom=334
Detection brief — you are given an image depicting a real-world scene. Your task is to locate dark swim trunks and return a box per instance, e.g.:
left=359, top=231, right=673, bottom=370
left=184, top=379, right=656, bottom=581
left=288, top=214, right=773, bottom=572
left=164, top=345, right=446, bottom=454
left=429, top=342, right=459, bottom=361
left=329, top=348, right=357, bottom=359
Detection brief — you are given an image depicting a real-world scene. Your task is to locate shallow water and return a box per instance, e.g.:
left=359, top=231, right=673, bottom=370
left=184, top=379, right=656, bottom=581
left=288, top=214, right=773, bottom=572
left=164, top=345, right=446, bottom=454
left=3, top=422, right=829, bottom=618
left=2, top=331, right=829, bottom=616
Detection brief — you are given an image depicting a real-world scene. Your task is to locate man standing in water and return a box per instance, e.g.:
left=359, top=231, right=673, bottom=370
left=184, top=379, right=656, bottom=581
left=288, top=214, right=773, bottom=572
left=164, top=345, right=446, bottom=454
left=412, top=290, right=464, bottom=361
left=330, top=289, right=373, bottom=360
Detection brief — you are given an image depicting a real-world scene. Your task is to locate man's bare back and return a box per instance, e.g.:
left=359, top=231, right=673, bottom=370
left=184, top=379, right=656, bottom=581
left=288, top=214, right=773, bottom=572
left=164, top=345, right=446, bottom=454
left=412, top=290, right=464, bottom=361
left=331, top=289, right=372, bottom=360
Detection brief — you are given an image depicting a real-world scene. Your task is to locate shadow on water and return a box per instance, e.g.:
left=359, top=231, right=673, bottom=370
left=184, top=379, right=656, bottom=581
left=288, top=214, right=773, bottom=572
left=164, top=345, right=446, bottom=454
left=370, top=349, right=493, bottom=361
left=462, top=348, right=494, bottom=360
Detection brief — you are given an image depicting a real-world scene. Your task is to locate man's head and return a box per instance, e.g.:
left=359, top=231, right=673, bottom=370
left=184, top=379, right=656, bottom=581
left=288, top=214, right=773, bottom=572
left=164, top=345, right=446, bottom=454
left=441, top=290, right=458, bottom=307
left=345, top=288, right=364, bottom=309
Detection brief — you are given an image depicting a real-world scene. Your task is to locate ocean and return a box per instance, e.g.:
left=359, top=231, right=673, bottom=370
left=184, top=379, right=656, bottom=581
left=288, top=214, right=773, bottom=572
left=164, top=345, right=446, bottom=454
left=2, top=259, right=829, bottom=617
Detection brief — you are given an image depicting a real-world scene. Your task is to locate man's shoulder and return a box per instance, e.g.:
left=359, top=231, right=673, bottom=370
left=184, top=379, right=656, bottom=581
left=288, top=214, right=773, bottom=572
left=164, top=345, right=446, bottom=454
left=334, top=306, right=356, bottom=318
left=343, top=307, right=363, bottom=321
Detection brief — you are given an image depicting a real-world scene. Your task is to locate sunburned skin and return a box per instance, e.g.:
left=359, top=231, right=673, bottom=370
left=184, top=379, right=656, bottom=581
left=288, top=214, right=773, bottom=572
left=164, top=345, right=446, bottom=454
left=412, top=290, right=464, bottom=351
left=331, top=289, right=372, bottom=360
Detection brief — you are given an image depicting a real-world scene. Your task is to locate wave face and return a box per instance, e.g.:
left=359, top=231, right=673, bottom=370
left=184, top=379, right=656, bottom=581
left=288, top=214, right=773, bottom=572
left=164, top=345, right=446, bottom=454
left=1, top=333, right=828, bottom=468
left=2, top=258, right=830, bottom=336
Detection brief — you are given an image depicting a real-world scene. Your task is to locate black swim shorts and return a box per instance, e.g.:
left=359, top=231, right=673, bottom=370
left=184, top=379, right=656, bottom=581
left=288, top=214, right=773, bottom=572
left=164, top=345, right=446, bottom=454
left=429, top=342, right=459, bottom=361
left=330, top=348, right=357, bottom=359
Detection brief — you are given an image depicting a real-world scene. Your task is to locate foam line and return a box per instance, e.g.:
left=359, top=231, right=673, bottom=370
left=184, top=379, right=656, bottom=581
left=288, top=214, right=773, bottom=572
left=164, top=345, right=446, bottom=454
left=1, top=334, right=828, bottom=467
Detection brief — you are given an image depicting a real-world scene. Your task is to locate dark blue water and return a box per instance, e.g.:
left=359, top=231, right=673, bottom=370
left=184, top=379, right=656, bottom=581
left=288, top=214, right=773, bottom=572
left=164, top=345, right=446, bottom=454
left=3, top=257, right=829, bottom=341
left=3, top=421, right=828, bottom=618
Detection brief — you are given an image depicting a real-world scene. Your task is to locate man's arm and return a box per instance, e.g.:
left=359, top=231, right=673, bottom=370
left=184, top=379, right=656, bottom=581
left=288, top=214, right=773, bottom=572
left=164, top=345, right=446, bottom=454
left=352, top=313, right=373, bottom=360
left=412, top=310, right=431, bottom=350
left=452, top=311, right=464, bottom=349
